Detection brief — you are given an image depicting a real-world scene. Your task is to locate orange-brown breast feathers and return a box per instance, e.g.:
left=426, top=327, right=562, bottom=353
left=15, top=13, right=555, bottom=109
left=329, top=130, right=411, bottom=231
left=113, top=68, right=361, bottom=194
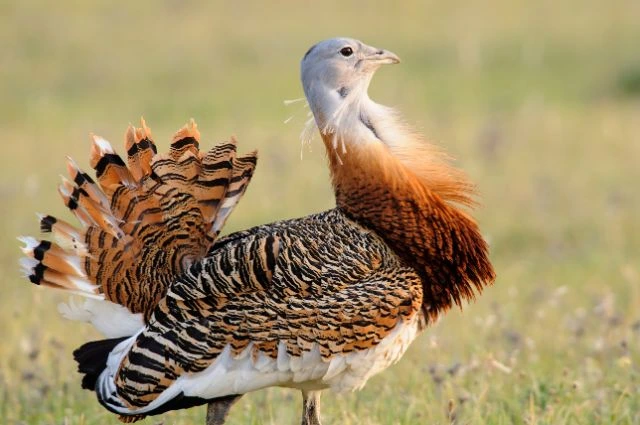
left=21, top=119, right=257, bottom=319
left=324, top=136, right=495, bottom=321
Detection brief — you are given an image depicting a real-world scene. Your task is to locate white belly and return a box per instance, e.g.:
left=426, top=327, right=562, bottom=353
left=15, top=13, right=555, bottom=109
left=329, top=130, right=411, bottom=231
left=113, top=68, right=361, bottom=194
left=102, top=312, right=423, bottom=415
left=181, top=311, right=423, bottom=397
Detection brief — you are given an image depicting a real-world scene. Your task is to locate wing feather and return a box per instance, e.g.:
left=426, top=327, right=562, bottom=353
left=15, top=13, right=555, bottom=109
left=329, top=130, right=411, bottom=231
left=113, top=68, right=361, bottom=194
left=94, top=210, right=423, bottom=415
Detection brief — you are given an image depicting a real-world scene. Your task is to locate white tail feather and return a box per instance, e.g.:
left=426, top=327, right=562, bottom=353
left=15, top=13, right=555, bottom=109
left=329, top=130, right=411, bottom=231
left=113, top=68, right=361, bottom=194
left=58, top=298, right=144, bottom=338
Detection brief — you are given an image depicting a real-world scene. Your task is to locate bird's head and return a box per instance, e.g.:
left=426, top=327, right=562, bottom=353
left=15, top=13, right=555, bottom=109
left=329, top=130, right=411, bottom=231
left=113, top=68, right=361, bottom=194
left=301, top=38, right=400, bottom=96
left=301, top=37, right=400, bottom=149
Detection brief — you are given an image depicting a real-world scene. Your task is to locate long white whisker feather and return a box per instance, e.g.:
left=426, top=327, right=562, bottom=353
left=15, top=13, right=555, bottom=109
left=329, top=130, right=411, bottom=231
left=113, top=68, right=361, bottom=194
left=283, top=97, right=305, bottom=106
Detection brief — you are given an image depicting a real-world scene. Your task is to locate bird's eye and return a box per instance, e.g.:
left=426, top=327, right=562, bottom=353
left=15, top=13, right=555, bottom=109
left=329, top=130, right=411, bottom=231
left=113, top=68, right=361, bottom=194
left=340, top=47, right=354, bottom=57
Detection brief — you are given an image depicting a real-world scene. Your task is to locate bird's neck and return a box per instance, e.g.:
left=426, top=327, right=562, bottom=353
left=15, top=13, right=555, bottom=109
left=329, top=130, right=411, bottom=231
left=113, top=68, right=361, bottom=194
left=320, top=110, right=495, bottom=320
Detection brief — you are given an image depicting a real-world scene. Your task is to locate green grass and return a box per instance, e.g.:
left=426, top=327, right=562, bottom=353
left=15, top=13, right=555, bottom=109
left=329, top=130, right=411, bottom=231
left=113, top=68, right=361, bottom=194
left=1, top=0, right=639, bottom=424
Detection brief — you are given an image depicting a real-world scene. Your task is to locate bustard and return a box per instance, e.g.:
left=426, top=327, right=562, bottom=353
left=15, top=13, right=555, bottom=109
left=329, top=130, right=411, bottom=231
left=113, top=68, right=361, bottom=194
left=20, top=38, right=495, bottom=424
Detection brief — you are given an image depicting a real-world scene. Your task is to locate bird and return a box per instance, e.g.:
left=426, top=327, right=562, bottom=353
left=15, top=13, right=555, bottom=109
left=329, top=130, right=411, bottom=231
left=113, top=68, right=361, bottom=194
left=19, top=37, right=495, bottom=425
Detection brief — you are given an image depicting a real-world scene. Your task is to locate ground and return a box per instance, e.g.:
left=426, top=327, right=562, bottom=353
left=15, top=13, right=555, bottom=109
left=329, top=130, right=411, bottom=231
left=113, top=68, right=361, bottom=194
left=0, top=0, right=639, bottom=424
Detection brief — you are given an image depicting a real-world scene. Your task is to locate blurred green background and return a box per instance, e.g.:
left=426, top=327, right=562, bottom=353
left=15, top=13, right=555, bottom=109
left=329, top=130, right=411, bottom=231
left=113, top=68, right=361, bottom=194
left=1, top=0, right=639, bottom=424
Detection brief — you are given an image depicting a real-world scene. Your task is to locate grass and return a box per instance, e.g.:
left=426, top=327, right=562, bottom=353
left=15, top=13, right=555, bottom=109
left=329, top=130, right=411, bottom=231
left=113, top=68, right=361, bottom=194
left=1, top=0, right=639, bottom=424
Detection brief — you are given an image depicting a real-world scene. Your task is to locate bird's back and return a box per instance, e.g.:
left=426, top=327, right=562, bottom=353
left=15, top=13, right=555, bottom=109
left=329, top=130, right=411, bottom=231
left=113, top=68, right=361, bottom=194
left=92, top=208, right=425, bottom=416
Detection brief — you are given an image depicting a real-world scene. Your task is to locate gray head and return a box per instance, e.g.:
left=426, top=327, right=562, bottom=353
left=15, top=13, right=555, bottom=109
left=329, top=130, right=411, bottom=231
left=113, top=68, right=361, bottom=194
left=301, top=38, right=400, bottom=134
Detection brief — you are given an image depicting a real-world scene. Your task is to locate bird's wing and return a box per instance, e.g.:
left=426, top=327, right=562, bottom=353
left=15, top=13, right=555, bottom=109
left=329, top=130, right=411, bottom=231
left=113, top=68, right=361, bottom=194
left=91, top=210, right=424, bottom=416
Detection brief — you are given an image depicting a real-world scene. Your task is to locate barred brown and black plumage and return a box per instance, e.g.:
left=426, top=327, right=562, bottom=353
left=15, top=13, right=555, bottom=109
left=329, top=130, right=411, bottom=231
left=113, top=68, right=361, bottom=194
left=20, top=118, right=257, bottom=321
left=19, top=37, right=495, bottom=425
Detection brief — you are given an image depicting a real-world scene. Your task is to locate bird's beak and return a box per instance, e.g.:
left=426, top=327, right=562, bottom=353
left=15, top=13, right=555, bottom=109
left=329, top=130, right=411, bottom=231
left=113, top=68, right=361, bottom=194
left=366, top=49, right=401, bottom=65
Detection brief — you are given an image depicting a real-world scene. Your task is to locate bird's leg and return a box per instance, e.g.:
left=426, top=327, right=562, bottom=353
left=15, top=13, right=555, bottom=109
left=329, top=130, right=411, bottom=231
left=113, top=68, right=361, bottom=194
left=300, top=390, right=322, bottom=425
left=205, top=395, right=242, bottom=425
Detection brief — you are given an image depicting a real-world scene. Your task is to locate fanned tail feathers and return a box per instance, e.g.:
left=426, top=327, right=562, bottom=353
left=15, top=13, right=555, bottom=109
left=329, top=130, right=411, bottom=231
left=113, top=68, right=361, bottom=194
left=19, top=119, right=257, bottom=319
